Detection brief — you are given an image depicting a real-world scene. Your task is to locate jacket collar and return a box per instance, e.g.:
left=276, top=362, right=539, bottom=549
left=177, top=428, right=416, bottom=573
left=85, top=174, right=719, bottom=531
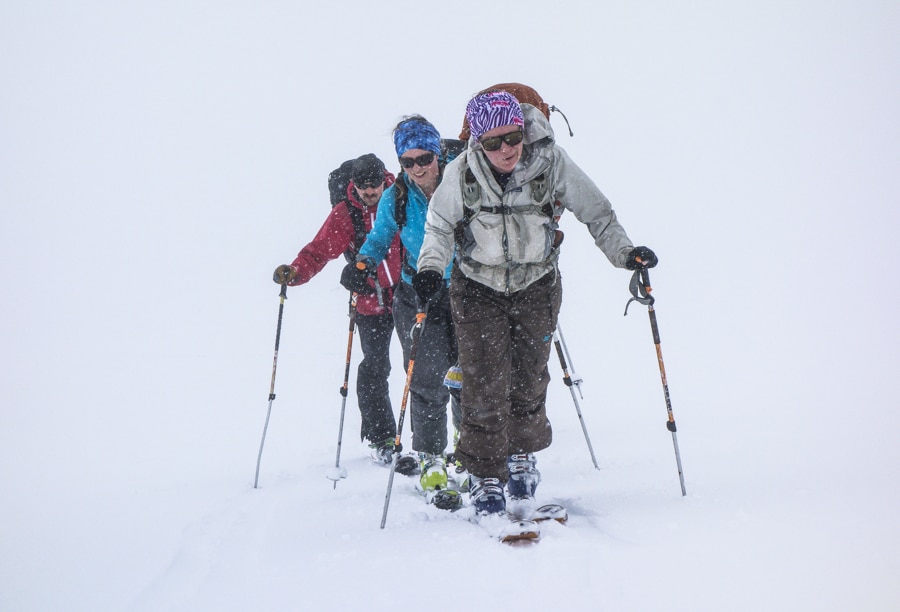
left=467, top=104, right=555, bottom=197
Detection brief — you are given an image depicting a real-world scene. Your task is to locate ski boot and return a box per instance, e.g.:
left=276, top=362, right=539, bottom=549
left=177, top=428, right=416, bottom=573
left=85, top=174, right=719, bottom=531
left=419, top=453, right=449, bottom=491
left=419, top=454, right=462, bottom=510
left=368, top=439, right=394, bottom=465
left=469, top=475, right=506, bottom=515
left=507, top=453, right=541, bottom=500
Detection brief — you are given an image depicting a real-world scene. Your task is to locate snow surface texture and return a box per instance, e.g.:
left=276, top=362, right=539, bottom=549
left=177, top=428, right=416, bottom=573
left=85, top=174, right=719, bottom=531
left=2, top=2, right=898, bottom=611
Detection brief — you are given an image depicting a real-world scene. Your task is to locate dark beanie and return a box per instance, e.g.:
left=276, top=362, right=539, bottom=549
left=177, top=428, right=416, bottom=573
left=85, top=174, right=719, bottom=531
left=351, top=153, right=386, bottom=184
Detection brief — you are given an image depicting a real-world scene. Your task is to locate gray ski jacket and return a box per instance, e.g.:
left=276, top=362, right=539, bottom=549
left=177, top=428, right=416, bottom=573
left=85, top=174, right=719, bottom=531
left=417, top=104, right=635, bottom=294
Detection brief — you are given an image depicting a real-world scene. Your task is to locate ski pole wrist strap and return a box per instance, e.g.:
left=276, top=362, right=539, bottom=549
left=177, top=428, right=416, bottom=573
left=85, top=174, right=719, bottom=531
left=624, top=269, right=653, bottom=315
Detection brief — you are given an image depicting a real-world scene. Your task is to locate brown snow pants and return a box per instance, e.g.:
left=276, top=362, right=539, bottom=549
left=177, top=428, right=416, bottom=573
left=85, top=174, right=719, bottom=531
left=449, top=268, right=562, bottom=480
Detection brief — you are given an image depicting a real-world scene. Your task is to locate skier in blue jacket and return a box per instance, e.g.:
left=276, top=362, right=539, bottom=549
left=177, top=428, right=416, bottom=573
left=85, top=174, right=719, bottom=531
left=341, top=116, right=461, bottom=508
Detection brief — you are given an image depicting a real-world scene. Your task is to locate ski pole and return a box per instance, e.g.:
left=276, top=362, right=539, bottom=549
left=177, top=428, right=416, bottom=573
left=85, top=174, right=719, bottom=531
left=553, top=326, right=599, bottom=470
left=254, top=282, right=288, bottom=489
left=380, top=303, right=429, bottom=529
left=326, top=293, right=357, bottom=488
left=624, top=268, right=687, bottom=496
left=555, top=324, right=584, bottom=398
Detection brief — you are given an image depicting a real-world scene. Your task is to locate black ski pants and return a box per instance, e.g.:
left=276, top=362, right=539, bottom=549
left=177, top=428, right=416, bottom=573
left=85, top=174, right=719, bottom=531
left=356, top=311, right=399, bottom=445
left=449, top=269, right=562, bottom=480
left=392, top=281, right=460, bottom=456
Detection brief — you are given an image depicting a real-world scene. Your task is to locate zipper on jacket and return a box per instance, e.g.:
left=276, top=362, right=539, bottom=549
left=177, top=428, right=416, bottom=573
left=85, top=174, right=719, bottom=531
left=501, top=200, right=511, bottom=295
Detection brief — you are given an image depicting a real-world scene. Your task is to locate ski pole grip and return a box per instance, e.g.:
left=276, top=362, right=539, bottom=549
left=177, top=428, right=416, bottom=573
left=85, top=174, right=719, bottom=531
left=553, top=339, right=572, bottom=384
left=554, top=341, right=567, bottom=370
left=649, top=307, right=661, bottom=345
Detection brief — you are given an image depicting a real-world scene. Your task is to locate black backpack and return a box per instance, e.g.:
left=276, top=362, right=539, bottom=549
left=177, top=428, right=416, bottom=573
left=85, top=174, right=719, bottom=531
left=327, top=160, right=368, bottom=263
left=442, top=138, right=466, bottom=163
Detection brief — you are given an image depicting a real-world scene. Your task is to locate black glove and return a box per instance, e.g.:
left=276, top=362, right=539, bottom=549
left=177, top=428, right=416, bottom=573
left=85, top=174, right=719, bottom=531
left=625, top=246, right=658, bottom=270
left=340, top=258, right=376, bottom=295
left=412, top=269, right=443, bottom=302
left=273, top=264, right=297, bottom=284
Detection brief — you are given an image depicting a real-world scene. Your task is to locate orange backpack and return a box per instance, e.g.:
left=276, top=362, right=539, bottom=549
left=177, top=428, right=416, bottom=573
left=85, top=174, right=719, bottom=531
left=458, top=83, right=553, bottom=140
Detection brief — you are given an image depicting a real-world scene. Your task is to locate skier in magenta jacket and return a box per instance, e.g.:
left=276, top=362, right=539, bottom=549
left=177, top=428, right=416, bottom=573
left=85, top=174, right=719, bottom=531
left=273, top=154, right=403, bottom=459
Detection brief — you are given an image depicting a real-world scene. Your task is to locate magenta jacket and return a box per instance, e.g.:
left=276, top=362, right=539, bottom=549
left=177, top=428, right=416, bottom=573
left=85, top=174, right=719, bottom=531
left=287, top=171, right=402, bottom=315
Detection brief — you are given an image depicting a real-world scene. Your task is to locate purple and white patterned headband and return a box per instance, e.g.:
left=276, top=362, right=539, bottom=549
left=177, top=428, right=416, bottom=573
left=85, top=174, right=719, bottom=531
left=465, top=91, right=525, bottom=143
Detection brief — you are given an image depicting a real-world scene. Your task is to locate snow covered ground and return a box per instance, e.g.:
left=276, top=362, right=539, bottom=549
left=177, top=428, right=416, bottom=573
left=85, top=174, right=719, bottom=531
left=2, top=2, right=898, bottom=610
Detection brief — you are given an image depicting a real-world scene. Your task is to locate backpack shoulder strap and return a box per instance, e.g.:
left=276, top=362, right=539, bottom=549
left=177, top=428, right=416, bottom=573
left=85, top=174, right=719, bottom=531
left=393, top=176, right=409, bottom=231
left=454, top=163, right=479, bottom=245
left=342, top=201, right=367, bottom=263
left=389, top=181, right=418, bottom=277
left=462, top=166, right=481, bottom=211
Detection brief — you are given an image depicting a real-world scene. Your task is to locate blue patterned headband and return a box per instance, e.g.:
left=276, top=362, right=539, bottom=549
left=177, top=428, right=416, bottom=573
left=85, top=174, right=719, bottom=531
left=393, top=117, right=442, bottom=157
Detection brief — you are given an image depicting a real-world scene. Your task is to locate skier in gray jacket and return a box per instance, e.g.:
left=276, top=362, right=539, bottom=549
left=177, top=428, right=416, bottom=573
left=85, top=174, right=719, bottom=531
left=413, top=90, right=657, bottom=515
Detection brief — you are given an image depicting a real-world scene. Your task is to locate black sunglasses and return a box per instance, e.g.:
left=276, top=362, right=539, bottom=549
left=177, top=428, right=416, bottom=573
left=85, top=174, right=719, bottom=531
left=399, top=152, right=436, bottom=169
left=355, top=179, right=383, bottom=190
left=480, top=129, right=524, bottom=152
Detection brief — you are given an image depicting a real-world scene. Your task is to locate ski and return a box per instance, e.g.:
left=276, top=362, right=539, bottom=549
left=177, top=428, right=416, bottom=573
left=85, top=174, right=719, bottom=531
left=493, top=503, right=568, bottom=544
left=498, top=518, right=541, bottom=544
left=471, top=511, right=541, bottom=544
left=522, top=503, right=568, bottom=525
left=472, top=503, right=568, bottom=545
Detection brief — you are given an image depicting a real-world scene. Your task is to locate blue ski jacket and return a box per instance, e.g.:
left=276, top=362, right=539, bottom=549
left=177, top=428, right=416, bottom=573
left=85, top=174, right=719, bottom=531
left=359, top=171, right=453, bottom=286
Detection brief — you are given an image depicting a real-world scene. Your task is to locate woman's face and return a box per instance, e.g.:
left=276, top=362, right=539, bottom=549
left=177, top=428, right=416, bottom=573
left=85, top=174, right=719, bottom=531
left=479, top=124, right=524, bottom=174
left=399, top=148, right=440, bottom=197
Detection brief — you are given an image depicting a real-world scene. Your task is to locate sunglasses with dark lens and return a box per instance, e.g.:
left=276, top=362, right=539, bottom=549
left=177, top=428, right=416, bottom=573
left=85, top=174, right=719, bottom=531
left=398, top=152, right=436, bottom=169
left=356, top=180, right=383, bottom=190
left=480, top=129, right=524, bottom=152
